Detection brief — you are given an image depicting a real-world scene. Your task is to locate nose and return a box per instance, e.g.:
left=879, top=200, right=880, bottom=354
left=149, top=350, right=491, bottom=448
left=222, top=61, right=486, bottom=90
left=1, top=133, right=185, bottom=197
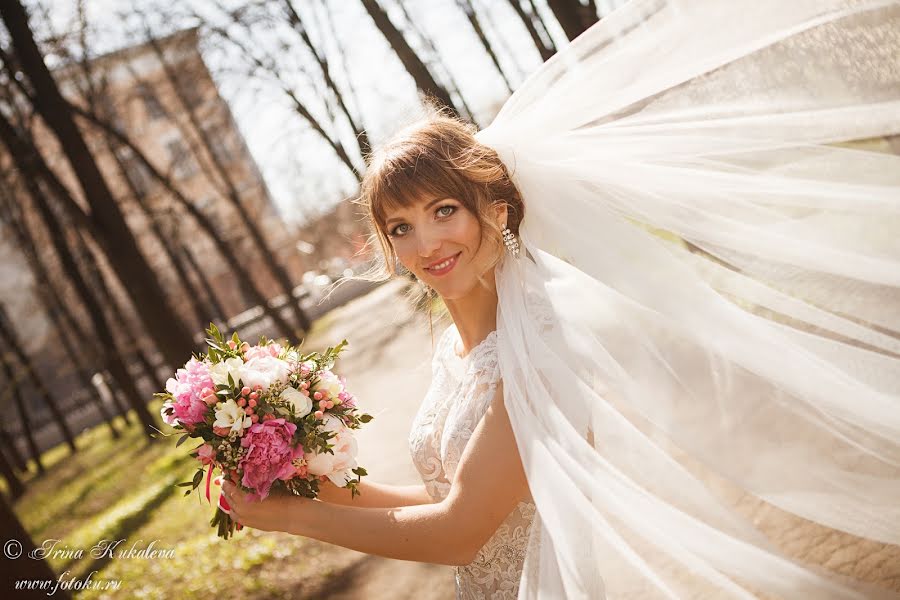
left=415, top=226, right=442, bottom=259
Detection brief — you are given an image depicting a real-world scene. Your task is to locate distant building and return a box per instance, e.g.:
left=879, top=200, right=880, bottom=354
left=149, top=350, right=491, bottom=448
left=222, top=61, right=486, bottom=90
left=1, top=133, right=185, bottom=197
left=41, top=27, right=309, bottom=321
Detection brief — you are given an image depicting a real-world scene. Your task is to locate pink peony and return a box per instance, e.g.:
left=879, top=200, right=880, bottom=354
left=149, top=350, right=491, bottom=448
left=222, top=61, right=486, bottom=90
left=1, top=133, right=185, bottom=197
left=165, top=357, right=214, bottom=426
left=238, top=418, right=304, bottom=501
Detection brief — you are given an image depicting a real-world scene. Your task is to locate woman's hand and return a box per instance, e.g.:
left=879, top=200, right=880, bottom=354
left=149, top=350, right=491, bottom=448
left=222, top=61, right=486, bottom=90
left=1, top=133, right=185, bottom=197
left=221, top=480, right=313, bottom=533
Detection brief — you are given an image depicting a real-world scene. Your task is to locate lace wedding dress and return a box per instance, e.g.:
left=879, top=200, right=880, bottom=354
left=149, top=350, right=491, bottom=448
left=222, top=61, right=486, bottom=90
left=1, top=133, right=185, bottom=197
left=409, top=323, right=536, bottom=599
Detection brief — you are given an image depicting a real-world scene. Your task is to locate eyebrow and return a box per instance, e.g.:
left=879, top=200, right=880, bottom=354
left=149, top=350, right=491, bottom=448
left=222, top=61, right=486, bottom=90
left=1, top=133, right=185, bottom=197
left=384, top=197, right=450, bottom=226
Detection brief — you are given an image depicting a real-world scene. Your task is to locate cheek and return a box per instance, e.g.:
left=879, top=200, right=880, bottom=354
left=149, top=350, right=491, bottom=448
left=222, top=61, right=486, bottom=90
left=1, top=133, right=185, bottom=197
left=390, top=237, right=419, bottom=270
left=451, top=213, right=483, bottom=247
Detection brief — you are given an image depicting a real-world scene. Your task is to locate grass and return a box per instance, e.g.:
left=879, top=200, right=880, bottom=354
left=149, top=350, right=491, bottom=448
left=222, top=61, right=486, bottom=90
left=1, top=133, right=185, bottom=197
left=6, top=296, right=395, bottom=598
left=8, top=396, right=367, bottom=599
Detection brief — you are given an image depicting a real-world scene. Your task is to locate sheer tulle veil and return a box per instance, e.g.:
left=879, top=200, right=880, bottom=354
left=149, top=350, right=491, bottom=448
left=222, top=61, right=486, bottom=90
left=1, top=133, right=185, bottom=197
left=474, top=0, right=900, bottom=597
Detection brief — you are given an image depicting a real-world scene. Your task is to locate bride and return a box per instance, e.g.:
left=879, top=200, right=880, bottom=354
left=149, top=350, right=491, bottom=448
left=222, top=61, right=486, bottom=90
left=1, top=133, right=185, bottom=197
left=223, top=0, right=900, bottom=597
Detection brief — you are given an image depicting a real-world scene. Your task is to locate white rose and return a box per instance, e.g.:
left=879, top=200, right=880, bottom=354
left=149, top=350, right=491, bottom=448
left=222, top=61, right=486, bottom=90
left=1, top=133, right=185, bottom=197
left=213, top=399, right=252, bottom=434
left=281, top=386, right=312, bottom=418
left=241, top=355, right=291, bottom=392
left=306, top=415, right=358, bottom=486
left=209, top=357, right=244, bottom=388
left=315, top=370, right=343, bottom=399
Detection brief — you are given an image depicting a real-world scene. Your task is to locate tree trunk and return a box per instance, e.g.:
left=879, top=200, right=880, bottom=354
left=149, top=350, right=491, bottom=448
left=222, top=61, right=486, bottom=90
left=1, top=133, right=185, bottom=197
left=0, top=427, right=27, bottom=473
left=0, top=173, right=121, bottom=440
left=395, top=0, right=477, bottom=123
left=283, top=0, right=371, bottom=160
left=459, top=0, right=514, bottom=94
left=0, top=305, right=77, bottom=454
left=0, top=353, right=43, bottom=475
left=505, top=0, right=556, bottom=61
left=0, top=494, right=72, bottom=599
left=0, top=445, right=25, bottom=500
left=69, top=104, right=303, bottom=341
left=44, top=301, right=121, bottom=440
left=143, top=32, right=311, bottom=339
left=109, top=144, right=210, bottom=333
left=0, top=0, right=195, bottom=370
left=71, top=230, right=161, bottom=390
left=180, top=243, right=227, bottom=326
left=0, top=115, right=158, bottom=440
left=547, top=0, right=599, bottom=40
left=360, top=0, right=459, bottom=114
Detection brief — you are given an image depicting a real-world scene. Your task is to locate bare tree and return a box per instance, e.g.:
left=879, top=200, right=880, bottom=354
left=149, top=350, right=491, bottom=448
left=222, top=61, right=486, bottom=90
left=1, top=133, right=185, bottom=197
left=62, top=95, right=300, bottom=340
left=0, top=111, right=159, bottom=438
left=0, top=0, right=195, bottom=370
left=0, top=304, right=77, bottom=454
left=139, top=24, right=311, bottom=337
left=457, top=0, right=514, bottom=95
left=0, top=349, right=43, bottom=474
left=0, top=183, right=121, bottom=440
left=0, top=168, right=126, bottom=439
left=0, top=445, right=24, bottom=499
left=506, top=0, right=557, bottom=62
left=547, top=0, right=599, bottom=40
left=394, top=0, right=477, bottom=123
left=283, top=0, right=371, bottom=158
left=360, top=0, right=460, bottom=115
left=204, top=6, right=365, bottom=180
left=69, top=50, right=212, bottom=334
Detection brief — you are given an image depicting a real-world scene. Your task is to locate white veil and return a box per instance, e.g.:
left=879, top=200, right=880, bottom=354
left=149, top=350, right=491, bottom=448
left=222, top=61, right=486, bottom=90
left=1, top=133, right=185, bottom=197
left=476, top=0, right=900, bottom=597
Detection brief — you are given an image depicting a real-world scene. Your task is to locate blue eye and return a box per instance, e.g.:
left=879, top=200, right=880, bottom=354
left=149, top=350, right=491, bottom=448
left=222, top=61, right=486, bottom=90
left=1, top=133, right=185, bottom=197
left=389, top=223, right=410, bottom=237
left=436, top=205, right=456, bottom=218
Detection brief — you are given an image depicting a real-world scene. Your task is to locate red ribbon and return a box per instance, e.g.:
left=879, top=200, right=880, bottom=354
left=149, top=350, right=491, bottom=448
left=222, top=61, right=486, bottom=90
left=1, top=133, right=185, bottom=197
left=205, top=464, right=215, bottom=503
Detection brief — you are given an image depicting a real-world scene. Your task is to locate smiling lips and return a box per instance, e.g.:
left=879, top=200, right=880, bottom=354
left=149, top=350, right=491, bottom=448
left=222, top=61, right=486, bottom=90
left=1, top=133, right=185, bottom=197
left=424, top=252, right=461, bottom=277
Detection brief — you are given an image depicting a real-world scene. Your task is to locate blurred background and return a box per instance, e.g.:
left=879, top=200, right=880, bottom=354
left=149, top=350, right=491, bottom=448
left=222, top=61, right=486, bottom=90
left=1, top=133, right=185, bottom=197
left=2, top=0, right=898, bottom=597
left=0, top=1, right=627, bottom=598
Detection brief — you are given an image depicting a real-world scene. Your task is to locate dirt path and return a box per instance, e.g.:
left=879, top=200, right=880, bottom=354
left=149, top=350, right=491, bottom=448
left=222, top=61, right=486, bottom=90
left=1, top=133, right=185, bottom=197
left=296, top=279, right=457, bottom=599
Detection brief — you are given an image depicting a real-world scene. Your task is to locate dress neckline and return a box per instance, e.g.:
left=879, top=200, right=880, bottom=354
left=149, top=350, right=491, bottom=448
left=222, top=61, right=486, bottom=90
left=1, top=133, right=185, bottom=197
left=450, top=325, right=497, bottom=361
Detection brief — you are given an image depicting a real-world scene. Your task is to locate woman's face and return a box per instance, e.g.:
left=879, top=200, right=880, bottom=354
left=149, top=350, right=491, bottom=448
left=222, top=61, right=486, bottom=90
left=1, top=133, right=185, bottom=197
left=383, top=195, right=504, bottom=300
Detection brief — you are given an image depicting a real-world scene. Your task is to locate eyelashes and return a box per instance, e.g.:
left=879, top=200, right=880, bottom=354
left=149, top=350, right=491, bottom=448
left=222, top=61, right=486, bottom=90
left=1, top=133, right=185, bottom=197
left=388, top=205, right=457, bottom=237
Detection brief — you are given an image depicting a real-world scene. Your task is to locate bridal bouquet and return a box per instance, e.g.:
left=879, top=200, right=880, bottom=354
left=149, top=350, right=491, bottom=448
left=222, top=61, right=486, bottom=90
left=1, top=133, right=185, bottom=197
left=155, top=324, right=372, bottom=539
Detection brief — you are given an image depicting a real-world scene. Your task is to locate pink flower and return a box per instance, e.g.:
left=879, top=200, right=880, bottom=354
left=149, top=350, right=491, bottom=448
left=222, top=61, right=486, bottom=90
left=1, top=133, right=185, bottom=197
left=196, top=443, right=216, bottom=465
left=238, top=418, right=304, bottom=501
left=165, top=357, right=214, bottom=426
left=244, top=342, right=284, bottom=361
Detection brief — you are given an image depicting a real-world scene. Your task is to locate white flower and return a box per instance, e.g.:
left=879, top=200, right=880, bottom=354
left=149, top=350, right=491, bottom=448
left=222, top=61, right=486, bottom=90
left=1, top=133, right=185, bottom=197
left=315, top=370, right=343, bottom=399
left=209, top=357, right=244, bottom=388
left=241, top=355, right=291, bottom=392
left=306, top=415, right=359, bottom=486
left=281, top=386, right=312, bottom=418
left=213, top=399, right=252, bottom=434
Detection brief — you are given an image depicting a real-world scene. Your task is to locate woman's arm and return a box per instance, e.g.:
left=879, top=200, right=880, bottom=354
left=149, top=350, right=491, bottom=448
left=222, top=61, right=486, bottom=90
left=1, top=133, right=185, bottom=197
left=316, top=479, right=434, bottom=508
left=223, top=381, right=530, bottom=567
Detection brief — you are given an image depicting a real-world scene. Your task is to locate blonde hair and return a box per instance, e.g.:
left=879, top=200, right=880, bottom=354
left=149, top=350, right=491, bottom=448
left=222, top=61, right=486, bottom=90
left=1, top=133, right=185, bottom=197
left=353, top=104, right=525, bottom=295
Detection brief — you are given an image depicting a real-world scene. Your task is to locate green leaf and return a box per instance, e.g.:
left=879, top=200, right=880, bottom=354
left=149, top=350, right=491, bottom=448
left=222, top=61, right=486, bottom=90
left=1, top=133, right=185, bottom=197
left=358, top=414, right=373, bottom=423
left=175, top=433, right=190, bottom=447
